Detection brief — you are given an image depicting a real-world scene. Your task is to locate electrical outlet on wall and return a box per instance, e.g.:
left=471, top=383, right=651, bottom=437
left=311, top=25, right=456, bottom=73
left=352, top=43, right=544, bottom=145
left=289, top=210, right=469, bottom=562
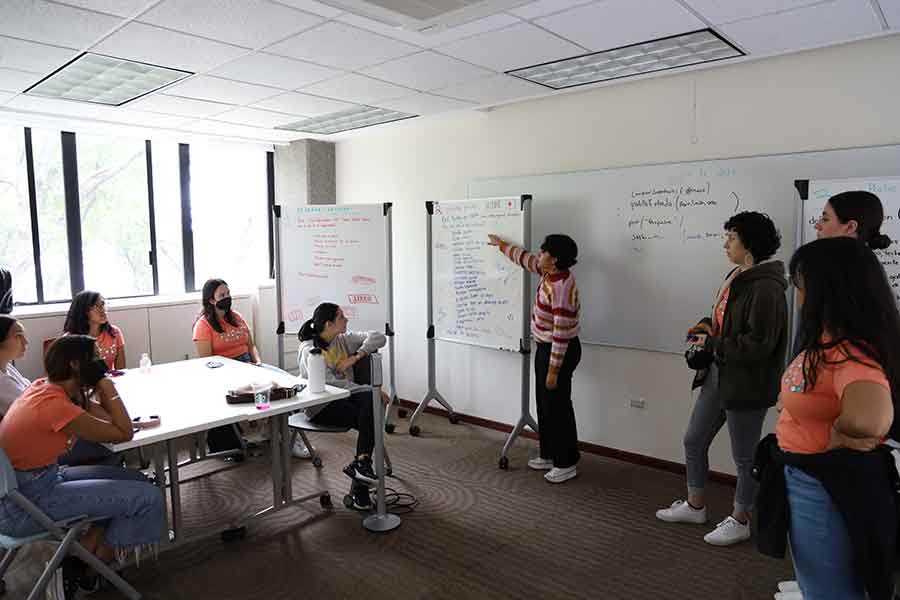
left=628, top=396, right=646, bottom=409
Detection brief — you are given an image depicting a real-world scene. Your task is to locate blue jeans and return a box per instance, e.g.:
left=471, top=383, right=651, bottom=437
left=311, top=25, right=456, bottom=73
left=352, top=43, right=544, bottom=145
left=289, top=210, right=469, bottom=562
left=0, top=463, right=164, bottom=550
left=786, top=465, right=865, bottom=600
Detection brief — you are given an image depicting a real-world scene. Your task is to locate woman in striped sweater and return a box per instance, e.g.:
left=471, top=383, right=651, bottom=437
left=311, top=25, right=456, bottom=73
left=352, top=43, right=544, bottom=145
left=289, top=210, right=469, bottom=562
left=488, top=233, right=582, bottom=483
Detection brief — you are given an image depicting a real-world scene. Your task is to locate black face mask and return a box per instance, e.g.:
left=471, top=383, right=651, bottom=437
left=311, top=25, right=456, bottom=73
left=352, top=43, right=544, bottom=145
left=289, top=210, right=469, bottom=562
left=79, top=359, right=108, bottom=387
left=215, top=297, right=232, bottom=312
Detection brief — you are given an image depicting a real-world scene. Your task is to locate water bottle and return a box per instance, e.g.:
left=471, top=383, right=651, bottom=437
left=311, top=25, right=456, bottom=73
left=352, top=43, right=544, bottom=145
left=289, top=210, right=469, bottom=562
left=139, top=353, right=152, bottom=375
left=308, top=348, right=325, bottom=393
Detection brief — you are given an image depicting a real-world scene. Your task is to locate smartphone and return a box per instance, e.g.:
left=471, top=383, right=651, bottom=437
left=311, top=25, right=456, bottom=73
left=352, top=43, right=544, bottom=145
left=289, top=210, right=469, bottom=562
left=132, top=415, right=161, bottom=429
left=108, top=369, right=125, bottom=377
left=206, top=360, right=223, bottom=369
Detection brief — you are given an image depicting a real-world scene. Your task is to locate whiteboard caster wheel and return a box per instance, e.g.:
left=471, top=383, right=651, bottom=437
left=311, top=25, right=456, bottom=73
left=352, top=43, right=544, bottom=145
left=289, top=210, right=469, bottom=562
left=448, top=413, right=460, bottom=425
left=312, top=456, right=323, bottom=468
left=385, top=423, right=395, bottom=434
left=221, top=526, right=246, bottom=542
left=343, top=494, right=354, bottom=509
left=409, top=425, right=421, bottom=437
left=320, top=494, right=333, bottom=509
left=499, top=457, right=509, bottom=470
left=386, top=466, right=393, bottom=477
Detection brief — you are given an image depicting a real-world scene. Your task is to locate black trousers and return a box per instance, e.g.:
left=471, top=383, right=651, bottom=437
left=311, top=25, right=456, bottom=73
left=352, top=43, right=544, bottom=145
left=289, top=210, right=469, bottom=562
left=310, top=390, right=375, bottom=458
left=535, top=337, right=582, bottom=469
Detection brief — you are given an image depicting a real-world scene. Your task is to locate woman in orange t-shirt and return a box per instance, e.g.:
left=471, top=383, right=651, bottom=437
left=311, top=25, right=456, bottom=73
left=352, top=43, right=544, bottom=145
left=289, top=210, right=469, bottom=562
left=776, top=237, right=899, bottom=599
left=192, top=278, right=261, bottom=364
left=63, top=290, right=126, bottom=371
left=0, top=335, right=164, bottom=577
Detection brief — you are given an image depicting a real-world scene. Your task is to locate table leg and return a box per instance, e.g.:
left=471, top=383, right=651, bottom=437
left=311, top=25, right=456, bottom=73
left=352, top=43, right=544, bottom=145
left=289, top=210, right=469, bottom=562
left=166, top=440, right=182, bottom=541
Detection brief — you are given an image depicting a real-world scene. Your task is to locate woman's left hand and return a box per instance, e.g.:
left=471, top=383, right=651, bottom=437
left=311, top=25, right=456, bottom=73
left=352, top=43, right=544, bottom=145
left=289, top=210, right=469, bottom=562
left=546, top=372, right=558, bottom=391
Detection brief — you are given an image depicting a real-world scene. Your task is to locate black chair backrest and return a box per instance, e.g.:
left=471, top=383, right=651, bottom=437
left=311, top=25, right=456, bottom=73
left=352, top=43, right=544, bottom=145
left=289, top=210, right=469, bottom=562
left=352, top=353, right=373, bottom=385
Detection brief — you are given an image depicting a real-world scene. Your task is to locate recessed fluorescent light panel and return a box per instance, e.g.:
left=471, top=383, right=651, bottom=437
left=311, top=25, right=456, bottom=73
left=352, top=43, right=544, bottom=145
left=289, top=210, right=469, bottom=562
left=25, top=52, right=192, bottom=106
left=508, top=29, right=743, bottom=90
left=277, top=105, right=417, bottom=135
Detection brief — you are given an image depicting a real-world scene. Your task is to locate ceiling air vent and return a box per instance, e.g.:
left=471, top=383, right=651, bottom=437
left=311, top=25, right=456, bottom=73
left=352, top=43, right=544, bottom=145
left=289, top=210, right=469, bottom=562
left=324, top=0, right=529, bottom=32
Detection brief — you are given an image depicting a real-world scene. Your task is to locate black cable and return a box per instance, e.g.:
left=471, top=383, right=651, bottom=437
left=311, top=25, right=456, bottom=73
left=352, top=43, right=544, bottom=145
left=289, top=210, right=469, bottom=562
left=381, top=486, right=419, bottom=514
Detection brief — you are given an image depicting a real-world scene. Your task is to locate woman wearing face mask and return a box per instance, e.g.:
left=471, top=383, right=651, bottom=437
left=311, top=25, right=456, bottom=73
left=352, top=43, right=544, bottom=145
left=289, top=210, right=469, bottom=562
left=63, top=290, right=125, bottom=370
left=0, top=336, right=164, bottom=592
left=193, top=278, right=262, bottom=364
left=656, top=211, right=788, bottom=547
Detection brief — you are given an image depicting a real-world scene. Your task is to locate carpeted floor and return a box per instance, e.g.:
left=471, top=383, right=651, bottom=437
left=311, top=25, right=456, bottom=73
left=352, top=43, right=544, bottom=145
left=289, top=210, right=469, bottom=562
left=7, top=412, right=793, bottom=599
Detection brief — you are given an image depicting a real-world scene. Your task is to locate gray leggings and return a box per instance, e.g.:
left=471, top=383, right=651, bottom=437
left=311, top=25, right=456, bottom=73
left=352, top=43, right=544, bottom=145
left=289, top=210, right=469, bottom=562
left=684, top=363, right=768, bottom=514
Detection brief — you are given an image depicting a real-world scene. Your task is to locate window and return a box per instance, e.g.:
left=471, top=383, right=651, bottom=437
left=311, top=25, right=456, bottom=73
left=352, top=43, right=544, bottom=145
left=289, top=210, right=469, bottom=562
left=150, top=140, right=185, bottom=295
left=76, top=133, right=153, bottom=297
left=31, top=129, right=70, bottom=302
left=0, top=126, right=37, bottom=303
left=189, top=142, right=268, bottom=290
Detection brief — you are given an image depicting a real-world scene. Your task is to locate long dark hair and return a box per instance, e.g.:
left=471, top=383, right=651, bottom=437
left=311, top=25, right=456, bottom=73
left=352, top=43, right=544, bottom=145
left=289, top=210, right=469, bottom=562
left=64, top=290, right=115, bottom=339
left=298, top=302, right=339, bottom=349
left=790, top=237, right=900, bottom=437
left=828, top=191, right=892, bottom=250
left=199, top=278, right=238, bottom=334
left=45, top=335, right=97, bottom=407
left=0, top=315, right=16, bottom=343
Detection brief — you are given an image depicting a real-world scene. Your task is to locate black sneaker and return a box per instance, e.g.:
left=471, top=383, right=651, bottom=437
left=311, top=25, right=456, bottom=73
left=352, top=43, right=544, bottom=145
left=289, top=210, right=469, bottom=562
left=342, top=457, right=378, bottom=485
left=352, top=484, right=373, bottom=511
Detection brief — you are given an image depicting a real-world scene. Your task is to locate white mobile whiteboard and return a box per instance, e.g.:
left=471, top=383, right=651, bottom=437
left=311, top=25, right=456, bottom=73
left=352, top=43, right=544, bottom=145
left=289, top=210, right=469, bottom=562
left=470, top=144, right=900, bottom=354
left=431, top=197, right=528, bottom=352
left=279, top=203, right=388, bottom=334
left=802, top=177, right=900, bottom=302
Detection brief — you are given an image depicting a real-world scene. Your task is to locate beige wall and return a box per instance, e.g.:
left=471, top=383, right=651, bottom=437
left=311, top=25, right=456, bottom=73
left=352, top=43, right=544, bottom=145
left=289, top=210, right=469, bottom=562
left=334, top=35, right=900, bottom=475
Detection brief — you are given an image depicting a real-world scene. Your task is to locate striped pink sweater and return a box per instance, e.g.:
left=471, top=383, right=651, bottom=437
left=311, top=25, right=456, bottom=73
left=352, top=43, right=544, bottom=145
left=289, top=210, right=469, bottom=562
left=500, top=241, right=581, bottom=374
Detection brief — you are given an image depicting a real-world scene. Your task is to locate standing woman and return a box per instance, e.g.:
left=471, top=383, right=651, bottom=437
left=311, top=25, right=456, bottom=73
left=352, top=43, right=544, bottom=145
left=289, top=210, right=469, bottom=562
left=656, top=211, right=788, bottom=546
left=488, top=233, right=582, bottom=484
left=64, top=291, right=125, bottom=370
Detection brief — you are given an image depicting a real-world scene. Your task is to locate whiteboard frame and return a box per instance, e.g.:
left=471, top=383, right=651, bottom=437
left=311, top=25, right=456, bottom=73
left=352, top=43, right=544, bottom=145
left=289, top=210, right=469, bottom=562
left=429, top=196, right=532, bottom=353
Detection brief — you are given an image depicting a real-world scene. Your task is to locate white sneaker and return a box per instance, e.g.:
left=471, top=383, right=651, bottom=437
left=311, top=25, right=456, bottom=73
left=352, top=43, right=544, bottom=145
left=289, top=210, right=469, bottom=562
left=544, top=465, right=577, bottom=483
left=778, top=582, right=801, bottom=593
left=291, top=437, right=311, bottom=459
left=703, top=516, right=751, bottom=546
left=774, top=592, right=803, bottom=600
left=655, top=500, right=707, bottom=524
left=44, top=564, right=64, bottom=600
left=528, top=457, right=553, bottom=470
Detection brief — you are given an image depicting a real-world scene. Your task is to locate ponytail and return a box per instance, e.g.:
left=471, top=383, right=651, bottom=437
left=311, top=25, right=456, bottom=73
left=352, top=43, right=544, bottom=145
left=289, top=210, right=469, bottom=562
left=297, top=302, right=340, bottom=348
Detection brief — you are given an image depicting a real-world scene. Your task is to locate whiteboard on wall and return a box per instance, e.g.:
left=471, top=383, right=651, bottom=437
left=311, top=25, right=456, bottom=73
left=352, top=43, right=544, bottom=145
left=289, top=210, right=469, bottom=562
left=278, top=203, right=388, bottom=334
left=432, top=197, right=528, bottom=352
left=802, top=177, right=900, bottom=302
left=470, top=144, right=900, bottom=354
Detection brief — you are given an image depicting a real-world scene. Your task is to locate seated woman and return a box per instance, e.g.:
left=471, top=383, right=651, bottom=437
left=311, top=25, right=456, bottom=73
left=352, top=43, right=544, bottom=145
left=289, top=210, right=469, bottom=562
left=192, top=278, right=309, bottom=458
left=64, top=291, right=125, bottom=371
left=0, top=315, right=29, bottom=417
left=297, top=303, right=387, bottom=511
left=0, top=335, right=164, bottom=593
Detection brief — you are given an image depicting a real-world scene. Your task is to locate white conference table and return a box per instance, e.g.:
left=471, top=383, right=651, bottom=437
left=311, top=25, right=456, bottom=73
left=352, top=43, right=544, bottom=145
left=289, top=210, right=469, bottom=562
left=107, top=356, right=350, bottom=545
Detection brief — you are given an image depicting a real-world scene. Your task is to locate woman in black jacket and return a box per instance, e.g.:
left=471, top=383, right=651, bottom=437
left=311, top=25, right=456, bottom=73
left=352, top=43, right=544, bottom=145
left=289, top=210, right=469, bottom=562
left=656, top=211, right=788, bottom=547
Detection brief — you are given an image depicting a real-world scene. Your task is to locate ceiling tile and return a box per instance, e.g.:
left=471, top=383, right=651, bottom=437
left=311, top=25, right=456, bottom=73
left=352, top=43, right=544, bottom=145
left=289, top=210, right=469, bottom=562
left=509, top=0, right=594, bottom=20
left=681, top=0, right=829, bottom=25
left=435, top=74, right=549, bottom=104
left=0, top=0, right=123, bottom=48
left=105, top=109, right=191, bottom=128
left=0, top=36, right=78, bottom=73
left=271, top=0, right=344, bottom=18
left=52, top=0, right=155, bottom=18
left=92, top=22, right=248, bottom=72
left=165, top=75, right=282, bottom=105
left=252, top=91, right=354, bottom=116
left=5, top=94, right=120, bottom=119
left=535, top=0, right=705, bottom=51
left=139, top=0, right=324, bottom=49
left=721, top=0, right=882, bottom=54
left=210, top=52, right=340, bottom=89
left=179, top=118, right=283, bottom=140
left=215, top=106, right=299, bottom=127
left=438, top=22, right=584, bottom=71
left=880, top=0, right=900, bottom=28
left=0, top=68, right=42, bottom=93
left=376, top=92, right=473, bottom=114
left=129, top=93, right=235, bottom=117
left=298, top=73, right=412, bottom=104
left=335, top=12, right=521, bottom=47
left=0, top=91, right=15, bottom=105
left=265, top=22, right=420, bottom=69
left=362, top=51, right=492, bottom=91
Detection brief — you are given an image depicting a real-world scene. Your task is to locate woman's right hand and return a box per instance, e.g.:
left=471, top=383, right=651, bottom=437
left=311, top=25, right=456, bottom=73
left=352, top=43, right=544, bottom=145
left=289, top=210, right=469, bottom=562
left=827, top=427, right=880, bottom=452
left=487, top=234, right=503, bottom=247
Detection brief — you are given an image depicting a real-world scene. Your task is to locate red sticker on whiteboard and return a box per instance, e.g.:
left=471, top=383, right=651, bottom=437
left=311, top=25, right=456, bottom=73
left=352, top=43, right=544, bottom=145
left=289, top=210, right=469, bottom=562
left=348, top=294, right=379, bottom=304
